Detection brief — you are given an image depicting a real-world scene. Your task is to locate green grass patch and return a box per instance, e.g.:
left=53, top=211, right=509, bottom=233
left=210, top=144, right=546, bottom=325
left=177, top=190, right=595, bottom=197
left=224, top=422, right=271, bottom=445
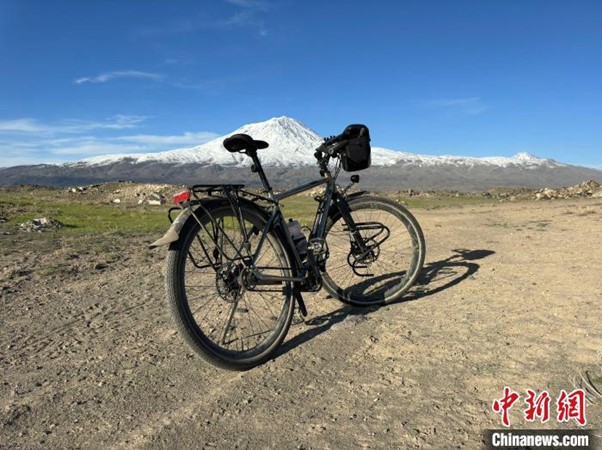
left=279, top=192, right=501, bottom=222
left=1, top=193, right=169, bottom=233
left=0, top=188, right=503, bottom=236
left=280, top=195, right=320, bottom=225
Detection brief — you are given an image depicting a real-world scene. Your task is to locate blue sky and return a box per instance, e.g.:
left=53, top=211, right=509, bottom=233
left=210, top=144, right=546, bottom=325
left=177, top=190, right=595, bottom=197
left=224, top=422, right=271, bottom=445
left=1, top=0, right=601, bottom=168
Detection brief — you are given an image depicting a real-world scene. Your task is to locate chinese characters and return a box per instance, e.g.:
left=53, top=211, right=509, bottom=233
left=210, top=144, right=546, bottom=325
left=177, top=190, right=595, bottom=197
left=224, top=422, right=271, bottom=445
left=492, top=388, right=586, bottom=427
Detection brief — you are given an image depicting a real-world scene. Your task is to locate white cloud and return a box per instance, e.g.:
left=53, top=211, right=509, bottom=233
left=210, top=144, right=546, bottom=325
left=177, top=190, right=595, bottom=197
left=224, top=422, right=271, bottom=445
left=116, top=131, right=219, bottom=146
left=423, top=97, right=490, bottom=115
left=0, top=115, right=150, bottom=136
left=0, top=118, right=46, bottom=133
left=75, top=70, right=164, bottom=85
left=222, top=0, right=269, bottom=35
left=219, top=10, right=267, bottom=36
left=96, top=115, right=150, bottom=129
left=74, top=68, right=238, bottom=93
left=0, top=116, right=218, bottom=167
left=135, top=2, right=269, bottom=38
left=48, top=140, right=146, bottom=156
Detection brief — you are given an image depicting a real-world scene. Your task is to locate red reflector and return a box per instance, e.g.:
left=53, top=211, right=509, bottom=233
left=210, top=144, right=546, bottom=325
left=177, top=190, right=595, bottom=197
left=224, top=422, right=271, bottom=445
left=173, top=191, right=191, bottom=204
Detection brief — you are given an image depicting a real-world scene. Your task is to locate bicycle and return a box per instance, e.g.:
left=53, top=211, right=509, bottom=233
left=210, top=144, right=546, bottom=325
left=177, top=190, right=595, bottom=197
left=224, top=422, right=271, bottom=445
left=150, top=124, right=426, bottom=370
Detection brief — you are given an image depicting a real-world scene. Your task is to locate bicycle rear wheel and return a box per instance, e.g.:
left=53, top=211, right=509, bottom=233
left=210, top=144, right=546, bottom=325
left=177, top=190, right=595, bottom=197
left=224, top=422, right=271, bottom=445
left=165, top=201, right=294, bottom=370
left=322, top=196, right=425, bottom=306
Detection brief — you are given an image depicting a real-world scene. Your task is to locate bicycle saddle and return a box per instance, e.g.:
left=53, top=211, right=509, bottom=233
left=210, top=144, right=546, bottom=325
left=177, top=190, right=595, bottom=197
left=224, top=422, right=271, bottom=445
left=223, top=134, right=269, bottom=153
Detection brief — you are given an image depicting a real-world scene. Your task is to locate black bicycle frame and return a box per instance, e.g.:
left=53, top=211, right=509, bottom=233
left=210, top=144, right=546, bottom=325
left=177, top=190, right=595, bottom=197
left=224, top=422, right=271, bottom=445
left=246, top=177, right=331, bottom=285
left=179, top=148, right=370, bottom=290
left=236, top=150, right=367, bottom=287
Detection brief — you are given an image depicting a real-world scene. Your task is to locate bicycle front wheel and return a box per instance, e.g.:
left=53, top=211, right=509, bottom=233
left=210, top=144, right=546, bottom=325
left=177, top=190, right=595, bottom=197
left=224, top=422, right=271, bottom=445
left=322, top=195, right=425, bottom=306
left=165, top=201, right=295, bottom=370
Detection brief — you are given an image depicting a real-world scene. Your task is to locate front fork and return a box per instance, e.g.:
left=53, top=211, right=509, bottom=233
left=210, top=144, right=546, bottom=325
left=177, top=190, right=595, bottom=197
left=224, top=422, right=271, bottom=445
left=299, top=186, right=371, bottom=289
left=330, top=192, right=371, bottom=256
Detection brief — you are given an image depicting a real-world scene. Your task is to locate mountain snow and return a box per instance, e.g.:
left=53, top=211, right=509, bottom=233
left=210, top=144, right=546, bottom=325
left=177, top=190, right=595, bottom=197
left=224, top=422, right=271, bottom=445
left=80, top=116, right=562, bottom=169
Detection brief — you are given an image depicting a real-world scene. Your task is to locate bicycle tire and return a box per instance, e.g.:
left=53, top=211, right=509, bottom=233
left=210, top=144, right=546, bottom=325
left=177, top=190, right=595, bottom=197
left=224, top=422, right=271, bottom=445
left=165, top=201, right=295, bottom=370
left=322, top=195, right=425, bottom=306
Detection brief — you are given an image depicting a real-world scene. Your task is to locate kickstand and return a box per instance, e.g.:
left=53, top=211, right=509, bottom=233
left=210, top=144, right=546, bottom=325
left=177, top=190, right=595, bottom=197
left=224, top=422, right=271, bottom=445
left=293, top=289, right=308, bottom=318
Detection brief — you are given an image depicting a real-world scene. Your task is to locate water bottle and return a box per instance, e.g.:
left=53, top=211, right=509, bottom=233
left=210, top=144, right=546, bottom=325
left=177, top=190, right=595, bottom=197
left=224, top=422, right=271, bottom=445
left=287, top=219, right=308, bottom=260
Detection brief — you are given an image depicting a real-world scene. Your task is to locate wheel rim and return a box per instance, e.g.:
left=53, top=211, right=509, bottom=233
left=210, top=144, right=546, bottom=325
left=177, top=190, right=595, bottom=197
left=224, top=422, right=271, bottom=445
left=181, top=208, right=292, bottom=356
left=324, top=204, right=420, bottom=304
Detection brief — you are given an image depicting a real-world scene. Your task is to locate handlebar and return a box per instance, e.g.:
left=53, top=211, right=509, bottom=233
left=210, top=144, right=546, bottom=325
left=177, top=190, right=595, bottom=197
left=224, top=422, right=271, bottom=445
left=323, top=132, right=346, bottom=146
left=326, top=139, right=347, bottom=155
left=314, top=133, right=348, bottom=160
left=313, top=123, right=369, bottom=167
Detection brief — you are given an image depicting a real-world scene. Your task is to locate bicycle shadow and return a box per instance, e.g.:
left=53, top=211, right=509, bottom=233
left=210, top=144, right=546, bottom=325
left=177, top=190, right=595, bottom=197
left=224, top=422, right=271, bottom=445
left=405, top=248, right=495, bottom=301
left=275, top=248, right=495, bottom=359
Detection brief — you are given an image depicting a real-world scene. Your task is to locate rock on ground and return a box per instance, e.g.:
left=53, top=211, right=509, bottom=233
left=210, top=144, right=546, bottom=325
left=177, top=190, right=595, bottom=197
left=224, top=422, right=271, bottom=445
left=19, top=217, right=64, bottom=232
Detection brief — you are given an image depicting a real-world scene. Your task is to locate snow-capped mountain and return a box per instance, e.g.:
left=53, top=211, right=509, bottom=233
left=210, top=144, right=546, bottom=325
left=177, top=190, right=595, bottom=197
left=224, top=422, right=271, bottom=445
left=80, top=116, right=561, bottom=170
left=81, top=117, right=324, bottom=167
left=369, top=148, right=561, bottom=169
left=1, top=116, right=600, bottom=190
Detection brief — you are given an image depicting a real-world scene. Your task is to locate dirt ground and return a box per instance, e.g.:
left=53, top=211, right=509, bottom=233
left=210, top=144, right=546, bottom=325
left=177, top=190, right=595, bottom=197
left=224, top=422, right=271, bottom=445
left=1, top=198, right=601, bottom=449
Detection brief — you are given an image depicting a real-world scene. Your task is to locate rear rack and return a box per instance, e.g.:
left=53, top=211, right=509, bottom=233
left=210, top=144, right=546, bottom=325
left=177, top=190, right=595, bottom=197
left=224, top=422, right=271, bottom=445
left=190, top=183, right=277, bottom=207
left=167, top=184, right=245, bottom=224
left=190, top=184, right=245, bottom=196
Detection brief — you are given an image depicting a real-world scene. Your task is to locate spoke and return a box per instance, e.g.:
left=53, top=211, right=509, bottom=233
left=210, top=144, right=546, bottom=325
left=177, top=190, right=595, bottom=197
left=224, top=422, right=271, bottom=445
left=220, top=300, right=239, bottom=345
left=197, top=293, right=226, bottom=325
left=323, top=205, right=420, bottom=302
left=244, top=294, right=277, bottom=331
left=191, top=293, right=221, bottom=316
left=240, top=295, right=260, bottom=348
left=180, top=205, right=291, bottom=354
left=254, top=290, right=280, bottom=319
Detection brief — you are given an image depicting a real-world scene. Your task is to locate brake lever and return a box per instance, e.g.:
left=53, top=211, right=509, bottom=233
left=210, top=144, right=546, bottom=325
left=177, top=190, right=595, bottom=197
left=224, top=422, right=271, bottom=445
left=328, top=139, right=347, bottom=155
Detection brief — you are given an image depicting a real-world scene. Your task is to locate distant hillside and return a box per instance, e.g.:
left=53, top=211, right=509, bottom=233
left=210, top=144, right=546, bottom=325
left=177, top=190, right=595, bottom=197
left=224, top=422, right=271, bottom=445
left=1, top=116, right=601, bottom=190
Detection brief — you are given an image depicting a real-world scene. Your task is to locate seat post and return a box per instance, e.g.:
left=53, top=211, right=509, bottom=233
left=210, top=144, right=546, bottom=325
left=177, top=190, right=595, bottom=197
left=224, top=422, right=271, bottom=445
left=248, top=150, right=273, bottom=192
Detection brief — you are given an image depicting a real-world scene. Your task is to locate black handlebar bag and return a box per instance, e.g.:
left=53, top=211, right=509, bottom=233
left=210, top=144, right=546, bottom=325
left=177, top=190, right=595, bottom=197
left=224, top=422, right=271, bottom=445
left=341, top=124, right=371, bottom=172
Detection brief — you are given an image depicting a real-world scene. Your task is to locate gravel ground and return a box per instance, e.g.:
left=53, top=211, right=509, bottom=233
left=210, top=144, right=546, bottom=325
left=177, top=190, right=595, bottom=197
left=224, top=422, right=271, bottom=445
left=1, top=198, right=601, bottom=449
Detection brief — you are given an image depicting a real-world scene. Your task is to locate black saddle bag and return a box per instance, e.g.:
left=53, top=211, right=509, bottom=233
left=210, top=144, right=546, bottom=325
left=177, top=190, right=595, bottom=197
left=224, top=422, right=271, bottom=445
left=341, top=124, right=371, bottom=172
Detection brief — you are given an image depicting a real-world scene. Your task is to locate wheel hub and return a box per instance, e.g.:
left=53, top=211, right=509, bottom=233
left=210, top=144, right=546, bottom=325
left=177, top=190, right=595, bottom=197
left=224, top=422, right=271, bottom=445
left=347, top=238, right=381, bottom=276
left=216, top=263, right=244, bottom=303
left=349, top=237, right=380, bottom=264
